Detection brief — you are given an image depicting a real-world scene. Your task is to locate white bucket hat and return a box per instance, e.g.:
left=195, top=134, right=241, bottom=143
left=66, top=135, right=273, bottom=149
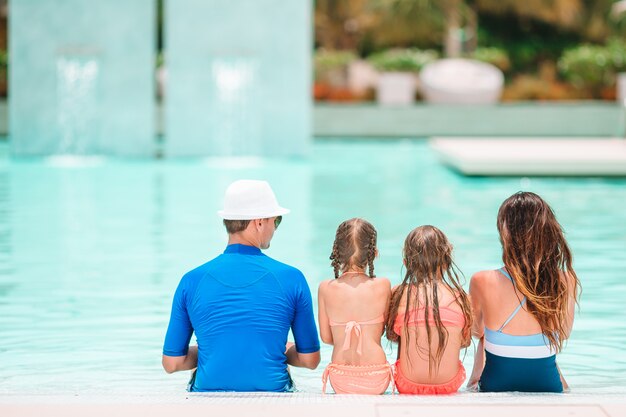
left=218, top=179, right=290, bottom=220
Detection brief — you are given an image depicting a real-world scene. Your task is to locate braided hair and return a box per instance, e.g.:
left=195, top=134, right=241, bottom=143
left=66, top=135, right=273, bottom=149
left=329, top=218, right=377, bottom=279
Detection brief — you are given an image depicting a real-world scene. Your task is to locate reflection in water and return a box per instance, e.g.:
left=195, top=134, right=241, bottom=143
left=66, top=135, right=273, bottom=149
left=151, top=172, right=166, bottom=285
left=56, top=56, right=100, bottom=155
left=211, top=57, right=260, bottom=156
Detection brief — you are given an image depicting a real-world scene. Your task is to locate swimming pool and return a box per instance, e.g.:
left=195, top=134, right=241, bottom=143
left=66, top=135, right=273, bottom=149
left=0, top=139, right=625, bottom=396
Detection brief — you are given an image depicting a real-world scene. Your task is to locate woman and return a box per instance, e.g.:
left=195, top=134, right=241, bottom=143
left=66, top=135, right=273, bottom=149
left=468, top=191, right=581, bottom=392
left=386, top=225, right=472, bottom=394
left=318, top=218, right=393, bottom=394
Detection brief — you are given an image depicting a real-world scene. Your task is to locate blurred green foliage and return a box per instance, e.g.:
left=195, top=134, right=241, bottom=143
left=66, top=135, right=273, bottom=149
left=558, top=39, right=626, bottom=91
left=0, top=49, right=6, bottom=69
left=607, top=38, right=626, bottom=73
left=367, top=48, right=438, bottom=72
left=474, top=13, right=584, bottom=73
left=312, top=0, right=626, bottom=98
left=558, top=44, right=614, bottom=90
left=314, top=49, right=357, bottom=72
left=470, top=47, right=511, bottom=72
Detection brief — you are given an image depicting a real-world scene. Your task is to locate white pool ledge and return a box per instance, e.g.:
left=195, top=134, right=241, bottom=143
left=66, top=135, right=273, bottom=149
left=431, top=137, right=626, bottom=176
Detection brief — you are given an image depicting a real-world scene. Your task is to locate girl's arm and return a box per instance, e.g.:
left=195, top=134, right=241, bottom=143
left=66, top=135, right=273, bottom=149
left=381, top=278, right=392, bottom=323
left=467, top=272, right=486, bottom=390
left=318, top=281, right=333, bottom=345
left=467, top=336, right=484, bottom=390
left=385, top=285, right=401, bottom=343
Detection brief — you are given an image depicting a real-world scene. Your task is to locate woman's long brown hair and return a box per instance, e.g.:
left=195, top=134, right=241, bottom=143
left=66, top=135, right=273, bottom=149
left=497, top=191, right=581, bottom=352
left=329, top=218, right=377, bottom=278
left=385, top=225, right=472, bottom=375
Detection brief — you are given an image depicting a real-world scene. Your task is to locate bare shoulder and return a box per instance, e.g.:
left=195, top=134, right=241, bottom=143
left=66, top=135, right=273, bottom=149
left=470, top=269, right=497, bottom=285
left=390, top=283, right=404, bottom=296
left=469, top=269, right=498, bottom=295
left=560, top=270, right=580, bottom=295
left=318, top=279, right=334, bottom=293
left=373, top=276, right=392, bottom=290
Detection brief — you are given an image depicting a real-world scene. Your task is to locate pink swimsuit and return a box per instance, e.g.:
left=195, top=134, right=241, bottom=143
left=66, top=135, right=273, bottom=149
left=393, top=307, right=466, bottom=395
left=322, top=316, right=393, bottom=395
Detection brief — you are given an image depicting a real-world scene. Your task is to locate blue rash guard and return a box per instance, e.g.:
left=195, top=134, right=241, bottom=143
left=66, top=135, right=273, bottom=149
left=163, top=244, right=320, bottom=392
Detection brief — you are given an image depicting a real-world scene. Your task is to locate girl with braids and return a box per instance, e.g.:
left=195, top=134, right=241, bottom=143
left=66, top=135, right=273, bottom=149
left=468, top=191, right=581, bottom=392
left=386, top=225, right=472, bottom=395
left=318, top=218, right=393, bottom=394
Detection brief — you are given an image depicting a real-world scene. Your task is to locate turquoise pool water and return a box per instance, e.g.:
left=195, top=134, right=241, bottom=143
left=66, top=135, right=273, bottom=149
left=0, top=140, right=625, bottom=395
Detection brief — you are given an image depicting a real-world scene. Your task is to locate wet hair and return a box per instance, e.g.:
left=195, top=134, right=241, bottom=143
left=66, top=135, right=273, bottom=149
left=385, top=225, right=472, bottom=375
left=223, top=219, right=251, bottom=234
left=329, top=218, right=377, bottom=278
left=497, top=191, right=581, bottom=352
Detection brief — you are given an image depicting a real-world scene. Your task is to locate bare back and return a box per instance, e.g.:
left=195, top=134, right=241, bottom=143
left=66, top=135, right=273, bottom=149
left=395, top=283, right=467, bottom=384
left=471, top=268, right=576, bottom=338
left=318, top=274, right=391, bottom=365
left=468, top=268, right=576, bottom=391
left=479, top=269, right=541, bottom=334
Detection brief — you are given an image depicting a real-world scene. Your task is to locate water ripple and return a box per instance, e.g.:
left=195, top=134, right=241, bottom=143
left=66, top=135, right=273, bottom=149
left=0, top=141, right=625, bottom=394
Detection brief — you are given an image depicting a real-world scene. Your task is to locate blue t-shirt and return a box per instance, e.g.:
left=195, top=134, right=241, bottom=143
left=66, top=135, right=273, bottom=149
left=163, top=244, right=320, bottom=392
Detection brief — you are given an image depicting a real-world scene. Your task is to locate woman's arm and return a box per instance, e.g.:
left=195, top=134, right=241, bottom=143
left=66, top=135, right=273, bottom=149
left=318, top=281, right=333, bottom=345
left=562, top=271, right=578, bottom=340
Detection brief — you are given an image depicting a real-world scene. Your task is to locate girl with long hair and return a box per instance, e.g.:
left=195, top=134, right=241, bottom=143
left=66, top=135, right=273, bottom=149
left=468, top=191, right=581, bottom=392
left=318, top=218, right=393, bottom=394
left=386, top=225, right=472, bottom=394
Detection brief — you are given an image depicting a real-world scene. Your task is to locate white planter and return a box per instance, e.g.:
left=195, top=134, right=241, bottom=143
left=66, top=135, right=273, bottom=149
left=617, top=72, right=626, bottom=105
left=376, top=72, right=416, bottom=106
left=420, top=58, right=504, bottom=104
left=348, top=60, right=378, bottom=96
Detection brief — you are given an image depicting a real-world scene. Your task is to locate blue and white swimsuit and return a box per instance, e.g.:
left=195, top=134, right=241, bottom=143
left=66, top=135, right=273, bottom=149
left=479, top=268, right=564, bottom=392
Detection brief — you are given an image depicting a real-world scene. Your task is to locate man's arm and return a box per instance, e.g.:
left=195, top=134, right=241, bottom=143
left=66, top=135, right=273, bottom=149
left=162, top=346, right=198, bottom=374
left=162, top=275, right=195, bottom=373
left=285, top=342, right=320, bottom=369
left=289, top=272, right=321, bottom=369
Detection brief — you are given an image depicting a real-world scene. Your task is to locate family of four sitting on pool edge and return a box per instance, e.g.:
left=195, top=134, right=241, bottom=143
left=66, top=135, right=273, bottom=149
left=162, top=180, right=581, bottom=394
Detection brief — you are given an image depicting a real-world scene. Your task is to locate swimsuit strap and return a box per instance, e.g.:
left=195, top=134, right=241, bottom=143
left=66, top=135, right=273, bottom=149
left=497, top=268, right=528, bottom=332
left=394, top=306, right=466, bottom=330
left=355, top=315, right=385, bottom=325
left=328, top=315, right=384, bottom=356
left=328, top=315, right=385, bottom=327
left=499, top=267, right=514, bottom=283
left=343, top=321, right=363, bottom=355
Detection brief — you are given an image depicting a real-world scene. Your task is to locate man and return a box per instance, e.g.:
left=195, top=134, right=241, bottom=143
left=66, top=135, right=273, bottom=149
left=162, top=179, right=320, bottom=391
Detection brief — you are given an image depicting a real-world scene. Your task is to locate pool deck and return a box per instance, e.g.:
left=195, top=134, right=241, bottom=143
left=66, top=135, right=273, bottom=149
left=0, top=101, right=623, bottom=139
left=2, top=393, right=626, bottom=417
left=431, top=137, right=626, bottom=176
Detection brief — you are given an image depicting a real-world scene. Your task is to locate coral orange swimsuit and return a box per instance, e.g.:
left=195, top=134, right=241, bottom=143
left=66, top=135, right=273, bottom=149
left=393, top=307, right=466, bottom=394
left=322, top=316, right=393, bottom=395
